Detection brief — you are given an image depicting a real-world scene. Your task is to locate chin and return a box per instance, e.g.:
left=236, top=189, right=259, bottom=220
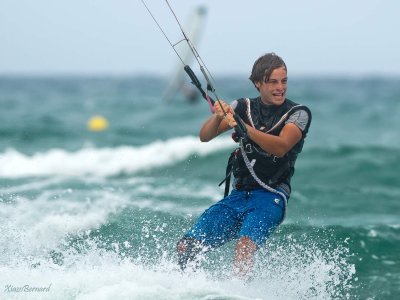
left=262, top=96, right=285, bottom=106
left=273, top=97, right=285, bottom=105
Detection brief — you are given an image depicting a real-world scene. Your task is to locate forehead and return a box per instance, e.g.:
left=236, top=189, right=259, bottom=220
left=269, top=67, right=287, bottom=79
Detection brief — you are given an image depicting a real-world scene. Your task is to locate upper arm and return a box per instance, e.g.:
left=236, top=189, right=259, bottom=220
left=285, top=109, right=310, bottom=133
left=279, top=122, right=303, bottom=150
left=279, top=109, right=310, bottom=152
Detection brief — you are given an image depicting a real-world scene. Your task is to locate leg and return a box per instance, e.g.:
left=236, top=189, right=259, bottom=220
left=235, top=189, right=285, bottom=277
left=177, top=199, right=241, bottom=271
left=176, top=237, right=206, bottom=271
left=233, top=236, right=257, bottom=277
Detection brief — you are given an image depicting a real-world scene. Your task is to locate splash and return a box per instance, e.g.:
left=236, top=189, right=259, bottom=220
left=250, top=230, right=356, bottom=299
left=0, top=229, right=356, bottom=300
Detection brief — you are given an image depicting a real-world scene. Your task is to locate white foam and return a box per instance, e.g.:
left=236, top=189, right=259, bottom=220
left=0, top=189, right=128, bottom=260
left=0, top=136, right=234, bottom=178
left=0, top=177, right=65, bottom=194
left=0, top=238, right=355, bottom=300
left=0, top=250, right=236, bottom=300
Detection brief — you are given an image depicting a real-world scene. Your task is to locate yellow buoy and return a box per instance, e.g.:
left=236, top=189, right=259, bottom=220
left=87, top=115, right=109, bottom=132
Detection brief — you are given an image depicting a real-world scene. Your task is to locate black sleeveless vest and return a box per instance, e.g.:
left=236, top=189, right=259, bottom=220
left=228, top=97, right=311, bottom=193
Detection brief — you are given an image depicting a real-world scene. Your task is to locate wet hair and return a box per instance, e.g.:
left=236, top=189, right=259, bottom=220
left=249, top=53, right=287, bottom=89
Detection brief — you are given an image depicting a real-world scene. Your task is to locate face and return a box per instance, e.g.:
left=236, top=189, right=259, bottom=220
left=255, top=67, right=288, bottom=106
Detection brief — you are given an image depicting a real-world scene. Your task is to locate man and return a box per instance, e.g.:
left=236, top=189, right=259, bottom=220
left=177, top=53, right=311, bottom=276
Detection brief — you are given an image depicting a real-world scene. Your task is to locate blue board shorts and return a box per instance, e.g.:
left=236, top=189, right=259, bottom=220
left=185, top=188, right=287, bottom=248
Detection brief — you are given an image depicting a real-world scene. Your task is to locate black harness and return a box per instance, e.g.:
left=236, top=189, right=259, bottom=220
left=220, top=97, right=311, bottom=197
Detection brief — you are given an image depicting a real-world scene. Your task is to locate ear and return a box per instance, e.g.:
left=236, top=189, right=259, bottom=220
left=255, top=81, right=262, bottom=89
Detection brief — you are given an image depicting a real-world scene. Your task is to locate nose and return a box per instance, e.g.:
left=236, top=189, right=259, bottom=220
left=275, top=82, right=283, bottom=91
left=277, top=80, right=286, bottom=91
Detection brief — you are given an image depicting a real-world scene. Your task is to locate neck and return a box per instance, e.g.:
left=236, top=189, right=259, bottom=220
left=258, top=97, right=285, bottom=107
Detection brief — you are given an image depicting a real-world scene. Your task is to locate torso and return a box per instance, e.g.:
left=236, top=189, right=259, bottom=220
left=231, top=97, right=311, bottom=195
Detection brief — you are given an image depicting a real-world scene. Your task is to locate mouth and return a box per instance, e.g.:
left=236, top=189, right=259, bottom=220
left=272, top=91, right=285, bottom=98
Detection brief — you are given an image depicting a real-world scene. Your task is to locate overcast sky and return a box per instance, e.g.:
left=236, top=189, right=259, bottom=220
left=1, top=0, right=399, bottom=76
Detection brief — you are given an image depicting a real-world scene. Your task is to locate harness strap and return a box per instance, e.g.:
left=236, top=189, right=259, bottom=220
left=267, top=105, right=304, bottom=133
left=245, top=98, right=304, bottom=134
left=244, top=98, right=255, bottom=128
left=218, top=151, right=236, bottom=197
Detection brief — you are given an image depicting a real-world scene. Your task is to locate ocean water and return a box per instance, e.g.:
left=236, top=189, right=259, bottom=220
left=0, top=75, right=399, bottom=300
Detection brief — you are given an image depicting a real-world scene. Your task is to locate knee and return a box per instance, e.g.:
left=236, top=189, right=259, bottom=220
left=177, top=236, right=202, bottom=252
left=177, top=237, right=190, bottom=253
left=236, top=236, right=258, bottom=255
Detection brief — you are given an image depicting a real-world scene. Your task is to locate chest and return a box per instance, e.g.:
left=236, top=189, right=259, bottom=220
left=242, top=100, right=289, bottom=135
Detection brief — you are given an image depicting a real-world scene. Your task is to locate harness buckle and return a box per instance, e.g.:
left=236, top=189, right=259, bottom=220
left=245, top=144, right=253, bottom=153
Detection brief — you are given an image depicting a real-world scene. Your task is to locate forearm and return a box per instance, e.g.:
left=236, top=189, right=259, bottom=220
left=245, top=123, right=301, bottom=157
left=199, top=114, right=230, bottom=142
left=199, top=100, right=236, bottom=142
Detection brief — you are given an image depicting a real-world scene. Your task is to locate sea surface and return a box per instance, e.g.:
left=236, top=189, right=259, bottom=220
left=0, top=75, right=399, bottom=300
